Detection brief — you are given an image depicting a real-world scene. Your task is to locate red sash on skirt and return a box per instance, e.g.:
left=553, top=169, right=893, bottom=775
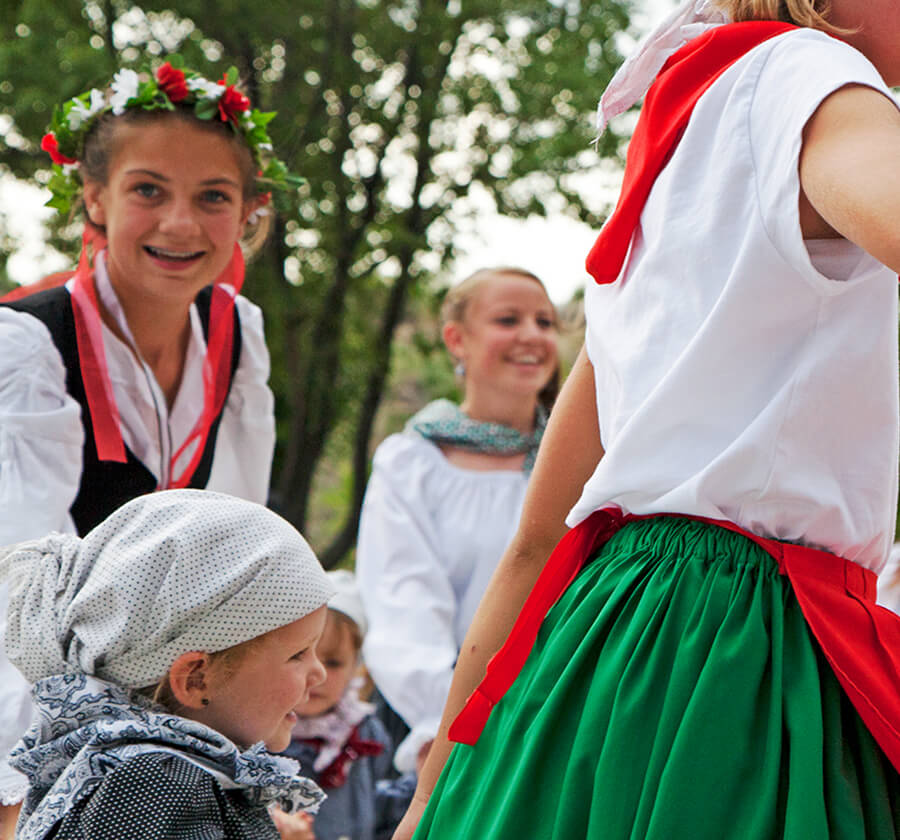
left=448, top=508, right=900, bottom=773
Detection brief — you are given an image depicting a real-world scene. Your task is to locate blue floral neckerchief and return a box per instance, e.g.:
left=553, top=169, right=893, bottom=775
left=12, top=673, right=324, bottom=840
left=406, top=399, right=547, bottom=473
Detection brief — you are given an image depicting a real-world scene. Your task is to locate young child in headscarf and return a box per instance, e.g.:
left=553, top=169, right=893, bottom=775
left=276, top=570, right=413, bottom=840
left=1, top=489, right=335, bottom=840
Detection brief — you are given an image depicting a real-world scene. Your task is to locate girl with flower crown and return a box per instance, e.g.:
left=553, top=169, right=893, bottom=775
left=392, top=1, right=900, bottom=838
left=0, top=59, right=294, bottom=822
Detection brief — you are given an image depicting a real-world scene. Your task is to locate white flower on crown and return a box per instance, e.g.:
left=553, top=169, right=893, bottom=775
left=109, top=69, right=140, bottom=115
left=67, top=89, right=106, bottom=130
left=247, top=206, right=271, bottom=225
left=187, top=76, right=226, bottom=99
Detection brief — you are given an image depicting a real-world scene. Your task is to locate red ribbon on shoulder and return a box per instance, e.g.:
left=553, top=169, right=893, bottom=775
left=70, top=228, right=127, bottom=463
left=449, top=508, right=900, bottom=774
left=167, top=244, right=243, bottom=489
left=8, top=228, right=244, bottom=483
left=585, top=20, right=796, bottom=285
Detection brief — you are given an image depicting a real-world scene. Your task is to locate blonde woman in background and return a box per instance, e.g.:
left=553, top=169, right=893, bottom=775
left=357, top=267, right=559, bottom=775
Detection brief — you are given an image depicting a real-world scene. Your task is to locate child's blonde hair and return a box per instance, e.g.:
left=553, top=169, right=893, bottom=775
left=711, top=0, right=844, bottom=33
left=143, top=635, right=264, bottom=713
left=330, top=608, right=364, bottom=655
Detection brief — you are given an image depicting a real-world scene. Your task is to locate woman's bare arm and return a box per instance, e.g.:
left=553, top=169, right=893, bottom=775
left=800, top=84, right=900, bottom=271
left=393, top=345, right=604, bottom=839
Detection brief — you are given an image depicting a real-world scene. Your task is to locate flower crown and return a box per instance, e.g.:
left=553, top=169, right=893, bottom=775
left=40, top=58, right=301, bottom=216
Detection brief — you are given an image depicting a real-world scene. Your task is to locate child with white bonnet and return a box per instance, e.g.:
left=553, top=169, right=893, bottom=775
left=278, top=569, right=413, bottom=840
left=0, top=489, right=335, bottom=840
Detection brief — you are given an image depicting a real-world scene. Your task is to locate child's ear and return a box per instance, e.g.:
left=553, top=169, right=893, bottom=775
left=82, top=179, right=107, bottom=227
left=168, top=651, right=212, bottom=710
left=442, top=320, right=466, bottom=362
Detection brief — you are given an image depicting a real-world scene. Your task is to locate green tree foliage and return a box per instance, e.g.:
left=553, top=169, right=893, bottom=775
left=0, top=0, right=633, bottom=564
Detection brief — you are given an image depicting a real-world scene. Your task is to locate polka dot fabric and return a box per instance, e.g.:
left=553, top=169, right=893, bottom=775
left=49, top=752, right=281, bottom=839
left=1, top=489, right=334, bottom=687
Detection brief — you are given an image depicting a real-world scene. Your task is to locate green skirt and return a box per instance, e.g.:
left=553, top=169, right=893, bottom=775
left=415, top=517, right=900, bottom=839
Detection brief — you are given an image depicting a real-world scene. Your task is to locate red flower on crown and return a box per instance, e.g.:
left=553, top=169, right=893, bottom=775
left=217, top=77, right=250, bottom=125
left=41, top=133, right=77, bottom=166
left=156, top=62, right=189, bottom=103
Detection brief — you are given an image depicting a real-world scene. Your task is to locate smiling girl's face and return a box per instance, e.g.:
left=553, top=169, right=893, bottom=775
left=82, top=116, right=254, bottom=309
left=448, top=272, right=559, bottom=403
left=189, top=605, right=328, bottom=751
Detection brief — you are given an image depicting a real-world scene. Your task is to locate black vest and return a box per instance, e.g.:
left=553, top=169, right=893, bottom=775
left=4, top=286, right=242, bottom=535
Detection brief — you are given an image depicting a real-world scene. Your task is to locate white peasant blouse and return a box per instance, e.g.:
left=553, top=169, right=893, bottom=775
left=356, top=432, right=528, bottom=772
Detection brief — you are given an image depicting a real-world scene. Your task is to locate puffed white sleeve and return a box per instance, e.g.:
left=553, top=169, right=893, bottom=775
left=206, top=296, right=276, bottom=504
left=0, top=307, right=83, bottom=805
left=0, top=309, right=83, bottom=543
left=356, top=435, right=459, bottom=773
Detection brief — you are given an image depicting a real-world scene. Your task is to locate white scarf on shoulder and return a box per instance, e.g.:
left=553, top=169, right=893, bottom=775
left=597, top=0, right=730, bottom=134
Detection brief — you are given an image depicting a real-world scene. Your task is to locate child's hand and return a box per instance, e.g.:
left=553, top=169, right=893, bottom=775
left=270, top=806, right=316, bottom=840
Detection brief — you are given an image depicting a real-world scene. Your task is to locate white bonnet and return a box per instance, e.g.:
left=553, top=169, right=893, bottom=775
left=326, top=569, right=367, bottom=636
left=0, top=489, right=334, bottom=688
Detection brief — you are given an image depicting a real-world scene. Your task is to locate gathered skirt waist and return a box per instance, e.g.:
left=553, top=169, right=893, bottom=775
left=448, top=508, right=900, bottom=772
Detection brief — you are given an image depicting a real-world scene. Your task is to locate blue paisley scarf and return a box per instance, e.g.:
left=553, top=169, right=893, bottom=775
left=406, top=399, right=547, bottom=473
left=11, top=674, right=325, bottom=840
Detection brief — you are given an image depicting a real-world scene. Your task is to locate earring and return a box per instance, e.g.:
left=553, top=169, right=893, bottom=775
left=201, top=698, right=209, bottom=706
left=454, top=361, right=465, bottom=377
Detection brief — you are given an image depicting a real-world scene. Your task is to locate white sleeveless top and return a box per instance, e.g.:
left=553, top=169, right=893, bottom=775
left=568, top=29, right=899, bottom=573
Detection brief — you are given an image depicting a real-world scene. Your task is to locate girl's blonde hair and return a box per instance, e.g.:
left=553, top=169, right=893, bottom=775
left=713, top=0, right=844, bottom=34
left=441, top=266, right=557, bottom=329
left=711, top=0, right=844, bottom=33
left=441, top=266, right=561, bottom=411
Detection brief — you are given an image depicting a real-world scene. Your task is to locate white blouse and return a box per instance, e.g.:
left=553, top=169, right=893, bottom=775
left=570, top=30, right=899, bottom=573
left=0, top=260, right=276, bottom=801
left=356, top=433, right=528, bottom=772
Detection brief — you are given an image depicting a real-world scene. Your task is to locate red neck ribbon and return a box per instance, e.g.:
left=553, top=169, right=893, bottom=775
left=70, top=230, right=243, bottom=487
left=301, top=725, right=385, bottom=789
left=70, top=228, right=126, bottom=464
left=585, top=21, right=796, bottom=284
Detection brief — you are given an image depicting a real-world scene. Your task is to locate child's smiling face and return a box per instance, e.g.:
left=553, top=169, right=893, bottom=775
left=194, top=605, right=328, bottom=752
left=294, top=610, right=360, bottom=718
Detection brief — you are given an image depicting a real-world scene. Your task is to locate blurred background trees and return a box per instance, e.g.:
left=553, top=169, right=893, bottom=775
left=0, top=0, right=633, bottom=564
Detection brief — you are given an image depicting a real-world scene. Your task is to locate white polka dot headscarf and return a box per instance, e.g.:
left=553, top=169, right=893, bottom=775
left=0, top=489, right=335, bottom=688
